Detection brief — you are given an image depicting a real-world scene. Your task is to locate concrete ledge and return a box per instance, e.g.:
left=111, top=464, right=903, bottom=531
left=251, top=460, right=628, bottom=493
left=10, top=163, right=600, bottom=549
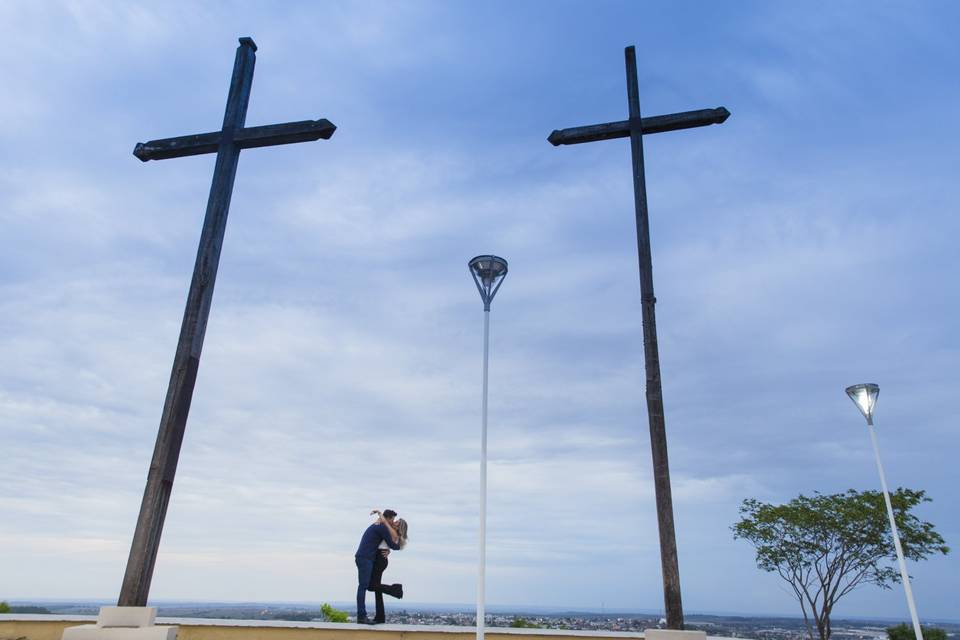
left=2, top=616, right=645, bottom=639
left=2, top=616, right=727, bottom=640
left=644, top=631, right=706, bottom=640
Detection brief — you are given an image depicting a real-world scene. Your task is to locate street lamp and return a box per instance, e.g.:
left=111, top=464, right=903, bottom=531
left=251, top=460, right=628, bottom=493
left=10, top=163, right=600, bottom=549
left=468, top=255, right=508, bottom=640
left=845, top=383, right=924, bottom=640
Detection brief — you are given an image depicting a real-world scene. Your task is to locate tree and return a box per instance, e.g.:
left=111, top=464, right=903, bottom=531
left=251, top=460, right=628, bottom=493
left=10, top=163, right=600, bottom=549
left=733, top=489, right=948, bottom=640
left=887, top=624, right=947, bottom=640
left=510, top=617, right=542, bottom=628
left=0, top=605, right=50, bottom=614
left=320, top=603, right=348, bottom=623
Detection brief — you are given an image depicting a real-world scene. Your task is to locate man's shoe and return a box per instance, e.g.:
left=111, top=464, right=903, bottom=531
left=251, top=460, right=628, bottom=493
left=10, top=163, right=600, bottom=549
left=357, top=616, right=376, bottom=625
left=374, top=618, right=385, bottom=624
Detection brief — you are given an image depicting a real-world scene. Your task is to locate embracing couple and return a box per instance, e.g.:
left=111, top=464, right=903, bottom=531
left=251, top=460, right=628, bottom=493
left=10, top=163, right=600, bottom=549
left=354, top=508, right=408, bottom=624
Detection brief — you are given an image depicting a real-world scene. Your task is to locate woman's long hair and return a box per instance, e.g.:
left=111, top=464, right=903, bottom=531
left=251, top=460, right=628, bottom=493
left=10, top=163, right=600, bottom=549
left=395, top=518, right=409, bottom=549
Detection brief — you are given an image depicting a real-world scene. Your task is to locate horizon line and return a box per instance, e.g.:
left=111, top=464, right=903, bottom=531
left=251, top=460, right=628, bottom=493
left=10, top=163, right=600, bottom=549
left=4, top=598, right=958, bottom=625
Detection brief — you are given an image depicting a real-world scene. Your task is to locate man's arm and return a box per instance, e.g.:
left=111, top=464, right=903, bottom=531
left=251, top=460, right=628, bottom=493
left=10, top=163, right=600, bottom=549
left=381, top=520, right=400, bottom=544
left=377, top=523, right=401, bottom=550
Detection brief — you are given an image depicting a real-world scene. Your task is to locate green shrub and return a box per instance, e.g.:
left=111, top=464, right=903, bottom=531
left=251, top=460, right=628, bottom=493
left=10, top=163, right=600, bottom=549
left=0, top=601, right=10, bottom=613
left=320, top=603, right=348, bottom=623
left=510, top=617, right=542, bottom=628
left=886, top=624, right=947, bottom=640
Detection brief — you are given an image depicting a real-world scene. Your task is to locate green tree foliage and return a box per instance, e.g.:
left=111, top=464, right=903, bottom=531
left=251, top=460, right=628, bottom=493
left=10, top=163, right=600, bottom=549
left=320, top=603, right=348, bottom=623
left=887, top=624, right=947, bottom=640
left=4, top=605, right=50, bottom=614
left=733, top=489, right=948, bottom=640
left=0, top=601, right=10, bottom=613
left=510, top=617, right=542, bottom=628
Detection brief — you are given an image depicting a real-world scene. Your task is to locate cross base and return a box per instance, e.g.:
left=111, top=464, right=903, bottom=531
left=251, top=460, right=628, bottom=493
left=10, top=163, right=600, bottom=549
left=62, top=607, right=177, bottom=640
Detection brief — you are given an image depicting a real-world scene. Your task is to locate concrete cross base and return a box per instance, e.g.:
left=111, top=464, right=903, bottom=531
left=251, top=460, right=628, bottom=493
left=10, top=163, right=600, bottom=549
left=62, top=607, right=177, bottom=640
left=644, top=630, right=706, bottom=640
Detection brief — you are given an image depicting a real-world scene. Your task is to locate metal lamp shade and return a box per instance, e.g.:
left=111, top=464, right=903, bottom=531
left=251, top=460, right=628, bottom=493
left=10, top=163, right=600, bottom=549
left=845, top=383, right=879, bottom=425
left=469, top=255, right=508, bottom=310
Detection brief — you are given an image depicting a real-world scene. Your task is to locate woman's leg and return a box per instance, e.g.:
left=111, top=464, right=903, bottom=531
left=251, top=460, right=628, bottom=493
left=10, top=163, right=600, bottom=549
left=369, top=554, right=388, bottom=623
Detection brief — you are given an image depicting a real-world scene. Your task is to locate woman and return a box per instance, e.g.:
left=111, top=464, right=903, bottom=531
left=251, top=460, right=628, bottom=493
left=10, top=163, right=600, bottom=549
left=368, top=516, right=407, bottom=623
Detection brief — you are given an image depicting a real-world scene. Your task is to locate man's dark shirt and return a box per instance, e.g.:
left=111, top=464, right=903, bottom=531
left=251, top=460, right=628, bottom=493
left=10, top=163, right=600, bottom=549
left=355, top=523, right=401, bottom=559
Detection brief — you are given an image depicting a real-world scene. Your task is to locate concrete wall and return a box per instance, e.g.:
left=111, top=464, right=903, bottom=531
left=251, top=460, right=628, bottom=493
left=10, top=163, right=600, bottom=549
left=0, top=616, right=649, bottom=640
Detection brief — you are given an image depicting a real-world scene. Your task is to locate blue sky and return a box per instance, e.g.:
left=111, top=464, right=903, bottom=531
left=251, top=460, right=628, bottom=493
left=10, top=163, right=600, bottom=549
left=1, top=0, right=958, bottom=622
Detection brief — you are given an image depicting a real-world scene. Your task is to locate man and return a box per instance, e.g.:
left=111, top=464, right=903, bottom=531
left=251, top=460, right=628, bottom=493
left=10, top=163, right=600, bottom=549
left=355, top=509, right=401, bottom=624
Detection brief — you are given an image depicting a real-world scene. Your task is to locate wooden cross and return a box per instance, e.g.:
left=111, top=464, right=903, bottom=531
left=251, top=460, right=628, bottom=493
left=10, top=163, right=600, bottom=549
left=118, top=37, right=336, bottom=606
left=549, top=46, right=728, bottom=630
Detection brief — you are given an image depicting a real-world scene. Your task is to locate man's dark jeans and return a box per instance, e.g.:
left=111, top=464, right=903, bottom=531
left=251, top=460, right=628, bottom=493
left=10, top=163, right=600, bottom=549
left=355, top=556, right=374, bottom=619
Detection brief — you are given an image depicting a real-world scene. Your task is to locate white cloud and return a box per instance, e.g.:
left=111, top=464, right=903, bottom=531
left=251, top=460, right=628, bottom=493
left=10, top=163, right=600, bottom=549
left=1, top=0, right=958, bottom=619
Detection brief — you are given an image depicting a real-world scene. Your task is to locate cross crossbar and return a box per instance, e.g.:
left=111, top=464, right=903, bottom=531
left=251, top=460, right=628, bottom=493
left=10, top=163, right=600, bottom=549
left=134, top=118, right=337, bottom=161
left=548, top=107, right=729, bottom=146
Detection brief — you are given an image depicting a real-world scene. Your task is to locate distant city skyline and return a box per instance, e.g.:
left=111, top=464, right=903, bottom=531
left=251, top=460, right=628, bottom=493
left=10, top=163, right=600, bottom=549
left=1, top=0, right=958, bottom=622
left=5, top=599, right=960, bottom=639
left=6, top=598, right=960, bottom=623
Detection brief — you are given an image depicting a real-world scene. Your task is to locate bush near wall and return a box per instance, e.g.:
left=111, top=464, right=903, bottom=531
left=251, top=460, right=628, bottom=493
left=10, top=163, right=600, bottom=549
left=320, top=603, right=348, bottom=623
left=886, top=624, right=947, bottom=640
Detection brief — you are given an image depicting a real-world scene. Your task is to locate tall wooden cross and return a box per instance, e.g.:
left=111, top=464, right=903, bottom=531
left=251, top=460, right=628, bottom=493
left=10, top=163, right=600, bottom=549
left=118, top=37, right=336, bottom=606
left=548, top=46, right=729, bottom=630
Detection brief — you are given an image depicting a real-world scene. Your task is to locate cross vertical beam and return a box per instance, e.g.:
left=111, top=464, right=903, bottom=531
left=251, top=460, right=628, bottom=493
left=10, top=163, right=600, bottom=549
left=624, top=46, right=683, bottom=630
left=548, top=46, right=729, bottom=630
left=117, top=37, right=255, bottom=608
left=118, top=37, right=335, bottom=606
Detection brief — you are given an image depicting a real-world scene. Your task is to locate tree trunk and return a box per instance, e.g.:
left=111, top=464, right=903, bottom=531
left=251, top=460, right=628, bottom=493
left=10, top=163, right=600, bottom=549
left=816, top=607, right=832, bottom=640
left=797, top=598, right=816, bottom=640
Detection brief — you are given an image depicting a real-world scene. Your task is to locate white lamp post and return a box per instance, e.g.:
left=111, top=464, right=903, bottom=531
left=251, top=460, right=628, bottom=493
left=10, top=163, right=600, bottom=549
left=845, top=383, right=923, bottom=640
left=469, top=255, right=508, bottom=640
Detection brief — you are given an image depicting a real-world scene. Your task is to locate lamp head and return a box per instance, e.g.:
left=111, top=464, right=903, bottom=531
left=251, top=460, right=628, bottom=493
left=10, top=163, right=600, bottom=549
left=469, top=255, right=508, bottom=311
left=845, top=383, right=879, bottom=425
